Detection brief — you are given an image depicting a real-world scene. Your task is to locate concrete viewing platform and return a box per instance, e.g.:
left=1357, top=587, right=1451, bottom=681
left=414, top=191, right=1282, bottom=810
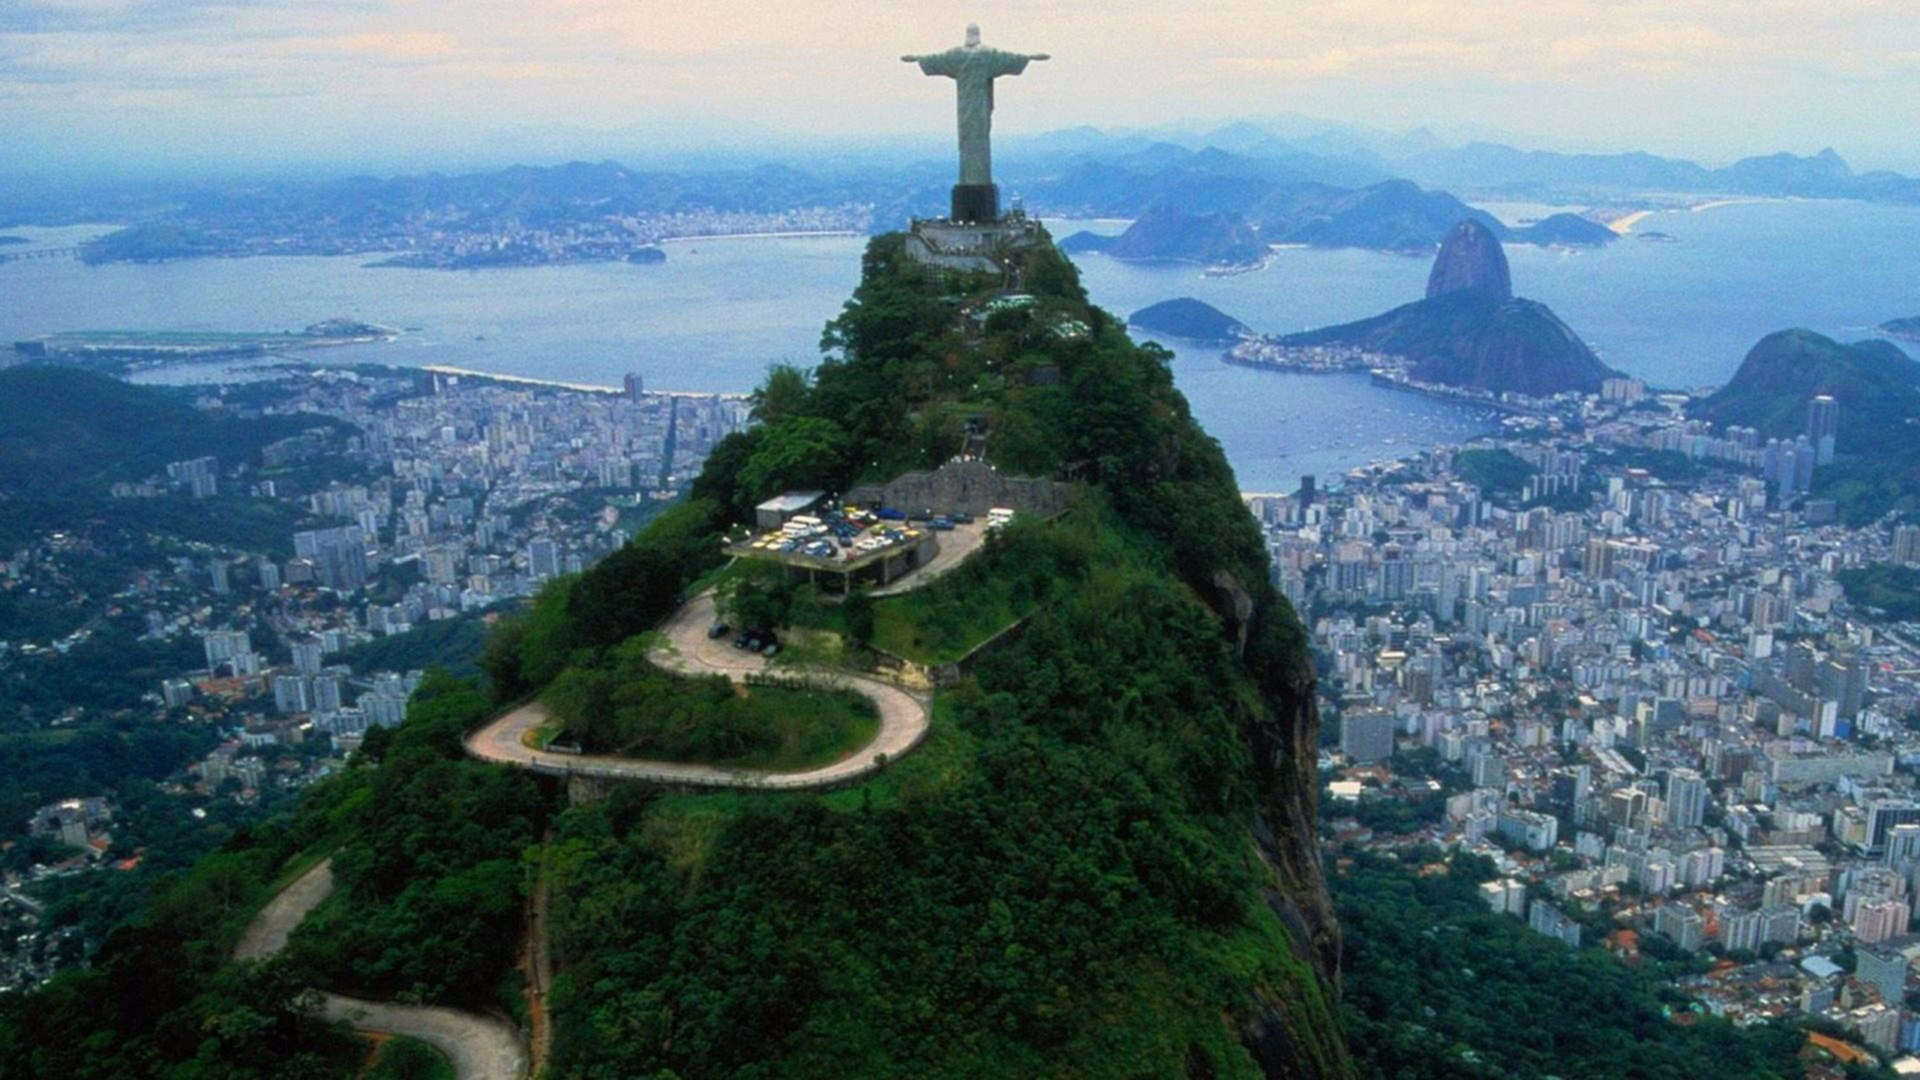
left=903, top=213, right=1048, bottom=271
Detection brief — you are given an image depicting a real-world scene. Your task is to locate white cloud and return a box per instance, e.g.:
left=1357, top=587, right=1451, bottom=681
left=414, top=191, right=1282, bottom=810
left=0, top=0, right=1916, bottom=172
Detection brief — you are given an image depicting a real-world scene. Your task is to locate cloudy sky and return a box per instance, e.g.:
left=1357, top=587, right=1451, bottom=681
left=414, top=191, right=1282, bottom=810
left=4, top=0, right=1918, bottom=176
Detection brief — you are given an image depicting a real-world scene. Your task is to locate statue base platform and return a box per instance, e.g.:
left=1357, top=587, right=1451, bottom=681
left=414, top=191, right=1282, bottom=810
left=903, top=212, right=1046, bottom=272
left=950, top=184, right=999, bottom=224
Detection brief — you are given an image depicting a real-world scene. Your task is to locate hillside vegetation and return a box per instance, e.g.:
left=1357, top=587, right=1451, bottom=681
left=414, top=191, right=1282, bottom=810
left=488, top=231, right=1351, bottom=1077
left=1692, top=329, right=1920, bottom=455
left=0, top=675, right=546, bottom=1078
left=1688, top=330, right=1920, bottom=522
left=1335, top=849, right=1856, bottom=1079
left=0, top=366, right=348, bottom=495
left=0, top=229, right=1351, bottom=1077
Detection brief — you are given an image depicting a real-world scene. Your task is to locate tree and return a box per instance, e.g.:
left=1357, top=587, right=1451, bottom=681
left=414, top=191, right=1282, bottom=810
left=720, top=561, right=793, bottom=632
left=843, top=590, right=875, bottom=645
left=749, top=364, right=812, bottom=427
left=734, top=417, right=851, bottom=514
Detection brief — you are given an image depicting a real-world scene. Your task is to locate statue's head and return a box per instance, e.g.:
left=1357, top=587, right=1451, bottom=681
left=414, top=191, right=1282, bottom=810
left=965, top=23, right=981, bottom=47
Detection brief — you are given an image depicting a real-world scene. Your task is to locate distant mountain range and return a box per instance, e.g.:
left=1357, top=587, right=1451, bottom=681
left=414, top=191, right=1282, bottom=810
left=1275, top=220, right=1615, bottom=397
left=5, top=119, right=1915, bottom=267
left=1393, top=144, right=1920, bottom=202
left=1062, top=208, right=1268, bottom=265
left=1059, top=179, right=1618, bottom=267
left=1003, top=122, right=1920, bottom=204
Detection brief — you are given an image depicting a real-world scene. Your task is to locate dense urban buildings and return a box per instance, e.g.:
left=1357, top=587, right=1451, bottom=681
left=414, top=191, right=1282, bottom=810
left=1276, top=379, right=1920, bottom=1063
left=0, top=365, right=747, bottom=989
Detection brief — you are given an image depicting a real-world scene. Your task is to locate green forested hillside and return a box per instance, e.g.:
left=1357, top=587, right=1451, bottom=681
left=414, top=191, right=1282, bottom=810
left=1687, top=329, right=1920, bottom=521
left=0, top=230, right=1349, bottom=1078
left=0, top=676, right=542, bottom=1078
left=1334, top=850, right=1884, bottom=1079
left=486, top=232, right=1347, bottom=1077
left=0, top=366, right=346, bottom=494
left=1691, top=329, right=1920, bottom=454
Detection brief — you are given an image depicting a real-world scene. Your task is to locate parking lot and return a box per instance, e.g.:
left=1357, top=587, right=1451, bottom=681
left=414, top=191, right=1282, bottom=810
left=734, top=503, right=939, bottom=563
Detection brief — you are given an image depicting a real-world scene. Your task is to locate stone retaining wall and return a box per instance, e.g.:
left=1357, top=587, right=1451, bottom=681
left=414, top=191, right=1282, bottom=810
left=847, top=459, right=1070, bottom=519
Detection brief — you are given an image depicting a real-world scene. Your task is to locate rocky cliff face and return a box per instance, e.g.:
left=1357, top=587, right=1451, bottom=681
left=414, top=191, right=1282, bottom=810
left=1206, top=567, right=1345, bottom=1078
left=1211, top=571, right=1341, bottom=988
left=1253, top=647, right=1343, bottom=986
left=1280, top=218, right=1613, bottom=397
left=1425, top=219, right=1512, bottom=301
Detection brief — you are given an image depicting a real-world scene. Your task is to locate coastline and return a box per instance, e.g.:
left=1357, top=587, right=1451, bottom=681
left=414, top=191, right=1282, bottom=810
left=659, top=230, right=864, bottom=244
left=1690, top=197, right=1781, bottom=214
left=1608, top=209, right=1657, bottom=235
left=1608, top=194, right=1814, bottom=236
left=418, top=364, right=749, bottom=400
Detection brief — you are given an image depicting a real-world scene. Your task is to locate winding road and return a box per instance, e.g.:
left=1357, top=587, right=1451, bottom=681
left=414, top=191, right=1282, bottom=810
left=465, top=591, right=931, bottom=790
left=235, top=578, right=942, bottom=1076
left=234, top=859, right=530, bottom=1080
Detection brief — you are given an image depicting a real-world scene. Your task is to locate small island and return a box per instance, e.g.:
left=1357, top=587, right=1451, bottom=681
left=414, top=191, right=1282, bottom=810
left=12, top=319, right=397, bottom=372
left=1061, top=206, right=1269, bottom=270
left=1882, top=316, right=1920, bottom=344
left=1507, top=212, right=1618, bottom=247
left=1127, top=297, right=1251, bottom=344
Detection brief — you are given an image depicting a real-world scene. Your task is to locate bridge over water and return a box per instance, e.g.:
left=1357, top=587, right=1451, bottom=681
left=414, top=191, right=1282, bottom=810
left=0, top=246, right=80, bottom=263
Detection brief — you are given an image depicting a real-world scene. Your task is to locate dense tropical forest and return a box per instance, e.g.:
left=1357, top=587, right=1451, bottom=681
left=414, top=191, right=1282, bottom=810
left=477, top=232, right=1351, bottom=1077
left=0, top=229, right=1353, bottom=1077
left=1331, top=849, right=1894, bottom=1079
left=3, top=227, right=1897, bottom=1078
left=0, top=675, right=543, bottom=1077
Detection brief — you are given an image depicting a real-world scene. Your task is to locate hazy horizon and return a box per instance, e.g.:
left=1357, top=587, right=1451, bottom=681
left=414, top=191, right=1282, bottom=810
left=4, top=0, right=1918, bottom=180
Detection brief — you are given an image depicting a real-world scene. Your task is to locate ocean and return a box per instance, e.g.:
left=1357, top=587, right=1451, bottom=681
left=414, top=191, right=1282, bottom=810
left=3, top=198, right=1917, bottom=494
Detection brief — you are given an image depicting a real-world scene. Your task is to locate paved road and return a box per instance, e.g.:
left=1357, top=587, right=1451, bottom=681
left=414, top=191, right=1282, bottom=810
left=232, top=857, right=335, bottom=962
left=233, top=859, right=530, bottom=1080
left=520, top=835, right=554, bottom=1074
left=871, top=520, right=988, bottom=597
left=318, top=995, right=528, bottom=1080
left=465, top=592, right=930, bottom=790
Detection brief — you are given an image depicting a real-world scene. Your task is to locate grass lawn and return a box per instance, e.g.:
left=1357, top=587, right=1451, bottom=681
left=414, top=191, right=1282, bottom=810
left=594, top=681, right=879, bottom=773
left=871, top=584, right=1027, bottom=665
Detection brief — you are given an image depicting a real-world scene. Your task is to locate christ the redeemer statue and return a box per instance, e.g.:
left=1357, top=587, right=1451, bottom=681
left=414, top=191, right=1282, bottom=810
left=903, top=24, right=1048, bottom=224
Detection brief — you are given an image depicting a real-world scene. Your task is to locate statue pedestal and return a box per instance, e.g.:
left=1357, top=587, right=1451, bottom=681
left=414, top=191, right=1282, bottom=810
left=950, top=184, right=999, bottom=224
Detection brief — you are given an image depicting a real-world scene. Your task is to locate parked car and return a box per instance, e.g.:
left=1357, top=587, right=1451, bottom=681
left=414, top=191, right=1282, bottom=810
left=877, top=507, right=906, bottom=521
left=707, top=622, right=731, bottom=640
left=951, top=512, right=974, bottom=524
left=930, top=517, right=954, bottom=531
